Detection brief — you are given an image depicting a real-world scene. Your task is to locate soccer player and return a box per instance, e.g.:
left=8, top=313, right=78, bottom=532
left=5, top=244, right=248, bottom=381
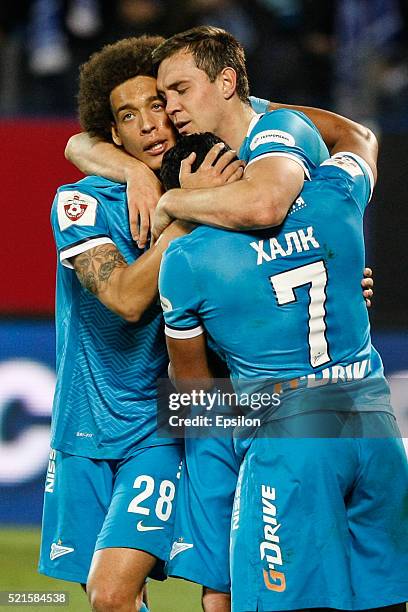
left=150, top=26, right=373, bottom=241
left=64, top=28, right=375, bottom=612
left=37, top=36, right=242, bottom=612
left=150, top=26, right=378, bottom=611
left=159, top=131, right=408, bottom=612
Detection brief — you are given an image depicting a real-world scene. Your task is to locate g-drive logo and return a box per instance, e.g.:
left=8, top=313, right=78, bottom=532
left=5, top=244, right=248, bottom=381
left=250, top=130, right=295, bottom=151
left=260, top=485, right=286, bottom=593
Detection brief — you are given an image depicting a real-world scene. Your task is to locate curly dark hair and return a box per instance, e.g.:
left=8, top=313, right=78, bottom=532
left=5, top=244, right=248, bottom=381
left=160, top=132, right=234, bottom=191
left=152, top=26, right=250, bottom=104
left=78, top=35, right=164, bottom=142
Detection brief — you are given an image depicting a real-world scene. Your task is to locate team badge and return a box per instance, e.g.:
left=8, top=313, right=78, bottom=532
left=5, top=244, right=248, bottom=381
left=322, top=154, right=363, bottom=177
left=57, top=190, right=98, bottom=231
left=64, top=195, right=88, bottom=221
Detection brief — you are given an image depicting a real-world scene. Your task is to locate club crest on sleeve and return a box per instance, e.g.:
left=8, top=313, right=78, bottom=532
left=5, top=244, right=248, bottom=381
left=57, top=190, right=98, bottom=231
left=322, top=154, right=363, bottom=177
left=65, top=195, right=87, bottom=221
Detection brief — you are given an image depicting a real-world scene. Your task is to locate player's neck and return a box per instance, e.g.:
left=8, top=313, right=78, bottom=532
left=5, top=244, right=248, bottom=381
left=217, top=100, right=256, bottom=152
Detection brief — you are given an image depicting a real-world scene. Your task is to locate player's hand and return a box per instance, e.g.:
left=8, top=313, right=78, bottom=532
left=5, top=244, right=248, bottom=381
left=179, top=143, right=245, bottom=189
left=125, top=166, right=163, bottom=248
left=151, top=195, right=174, bottom=244
left=361, top=267, right=374, bottom=308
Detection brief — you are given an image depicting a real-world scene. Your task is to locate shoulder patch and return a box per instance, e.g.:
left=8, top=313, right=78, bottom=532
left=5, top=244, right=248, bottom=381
left=321, top=154, right=363, bottom=177
left=250, top=130, right=295, bottom=151
left=57, top=190, right=98, bottom=231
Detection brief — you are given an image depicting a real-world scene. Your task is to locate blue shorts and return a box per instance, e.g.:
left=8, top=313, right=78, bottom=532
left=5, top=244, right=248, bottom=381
left=38, top=444, right=182, bottom=584
left=231, top=412, right=408, bottom=611
left=167, top=436, right=239, bottom=593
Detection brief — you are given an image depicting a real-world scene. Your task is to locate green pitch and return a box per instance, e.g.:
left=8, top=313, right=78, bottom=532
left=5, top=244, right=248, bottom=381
left=0, top=527, right=201, bottom=611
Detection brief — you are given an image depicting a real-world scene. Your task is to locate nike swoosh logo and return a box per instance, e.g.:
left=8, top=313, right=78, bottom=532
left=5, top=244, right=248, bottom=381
left=136, top=521, right=164, bottom=532
left=169, top=541, right=194, bottom=560
left=50, top=543, right=75, bottom=561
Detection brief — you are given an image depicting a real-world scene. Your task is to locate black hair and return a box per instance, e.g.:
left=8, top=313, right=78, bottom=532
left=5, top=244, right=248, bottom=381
left=78, top=35, right=164, bottom=141
left=160, top=132, right=233, bottom=190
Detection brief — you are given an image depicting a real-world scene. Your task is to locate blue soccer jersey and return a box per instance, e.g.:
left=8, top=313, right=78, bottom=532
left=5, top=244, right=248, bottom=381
left=159, top=153, right=391, bottom=417
left=248, top=96, right=270, bottom=115
left=50, top=176, right=171, bottom=459
left=239, top=108, right=329, bottom=174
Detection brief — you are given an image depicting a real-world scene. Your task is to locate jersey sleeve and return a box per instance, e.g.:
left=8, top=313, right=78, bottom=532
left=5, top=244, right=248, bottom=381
left=249, top=96, right=270, bottom=114
left=51, top=187, right=114, bottom=269
left=319, top=152, right=374, bottom=213
left=243, top=109, right=329, bottom=178
left=159, top=242, right=203, bottom=339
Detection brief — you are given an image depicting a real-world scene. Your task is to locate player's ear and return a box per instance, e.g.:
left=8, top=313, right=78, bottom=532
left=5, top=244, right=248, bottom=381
left=111, top=123, right=122, bottom=147
left=219, top=67, right=237, bottom=100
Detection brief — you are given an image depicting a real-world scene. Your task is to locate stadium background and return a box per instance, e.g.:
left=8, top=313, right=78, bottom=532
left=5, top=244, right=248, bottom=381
left=1, top=1, right=407, bottom=610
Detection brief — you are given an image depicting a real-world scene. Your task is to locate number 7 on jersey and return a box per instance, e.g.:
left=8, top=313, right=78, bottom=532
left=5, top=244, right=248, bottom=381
left=269, top=260, right=331, bottom=368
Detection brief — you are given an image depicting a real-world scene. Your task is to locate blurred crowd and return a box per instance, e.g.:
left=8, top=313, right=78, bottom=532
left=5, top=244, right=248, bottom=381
left=1, top=0, right=408, bottom=129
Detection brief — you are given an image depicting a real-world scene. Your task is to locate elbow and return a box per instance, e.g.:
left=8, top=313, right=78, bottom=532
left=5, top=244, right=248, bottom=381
left=365, top=127, right=379, bottom=161
left=353, top=124, right=379, bottom=181
left=246, top=198, right=287, bottom=229
left=360, top=125, right=379, bottom=156
left=117, top=294, right=156, bottom=323
left=258, top=206, right=287, bottom=228
left=64, top=135, right=76, bottom=162
left=239, top=180, right=290, bottom=229
left=120, top=305, right=143, bottom=324
left=113, top=299, right=144, bottom=323
left=343, top=122, right=379, bottom=156
left=357, top=123, right=377, bottom=146
left=365, top=126, right=378, bottom=147
left=122, top=312, right=142, bottom=324
left=107, top=274, right=152, bottom=323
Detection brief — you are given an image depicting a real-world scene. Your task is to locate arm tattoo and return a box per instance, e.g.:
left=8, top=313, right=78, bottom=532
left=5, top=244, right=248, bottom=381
left=73, top=245, right=127, bottom=295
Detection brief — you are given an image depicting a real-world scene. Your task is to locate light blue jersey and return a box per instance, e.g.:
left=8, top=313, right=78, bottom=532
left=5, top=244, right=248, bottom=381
left=162, top=151, right=407, bottom=609
left=165, top=109, right=334, bottom=592
left=160, top=153, right=390, bottom=418
left=240, top=108, right=329, bottom=172
left=248, top=96, right=270, bottom=115
left=51, top=176, right=171, bottom=459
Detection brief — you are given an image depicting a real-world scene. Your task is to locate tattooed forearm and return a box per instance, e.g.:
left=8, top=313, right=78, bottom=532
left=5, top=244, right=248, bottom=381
left=73, top=245, right=127, bottom=295
left=82, top=271, right=98, bottom=294
left=99, top=251, right=127, bottom=282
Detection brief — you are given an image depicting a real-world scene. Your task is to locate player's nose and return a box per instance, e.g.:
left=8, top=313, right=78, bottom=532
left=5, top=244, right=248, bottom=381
left=164, top=93, right=180, bottom=116
left=140, top=111, right=155, bottom=134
